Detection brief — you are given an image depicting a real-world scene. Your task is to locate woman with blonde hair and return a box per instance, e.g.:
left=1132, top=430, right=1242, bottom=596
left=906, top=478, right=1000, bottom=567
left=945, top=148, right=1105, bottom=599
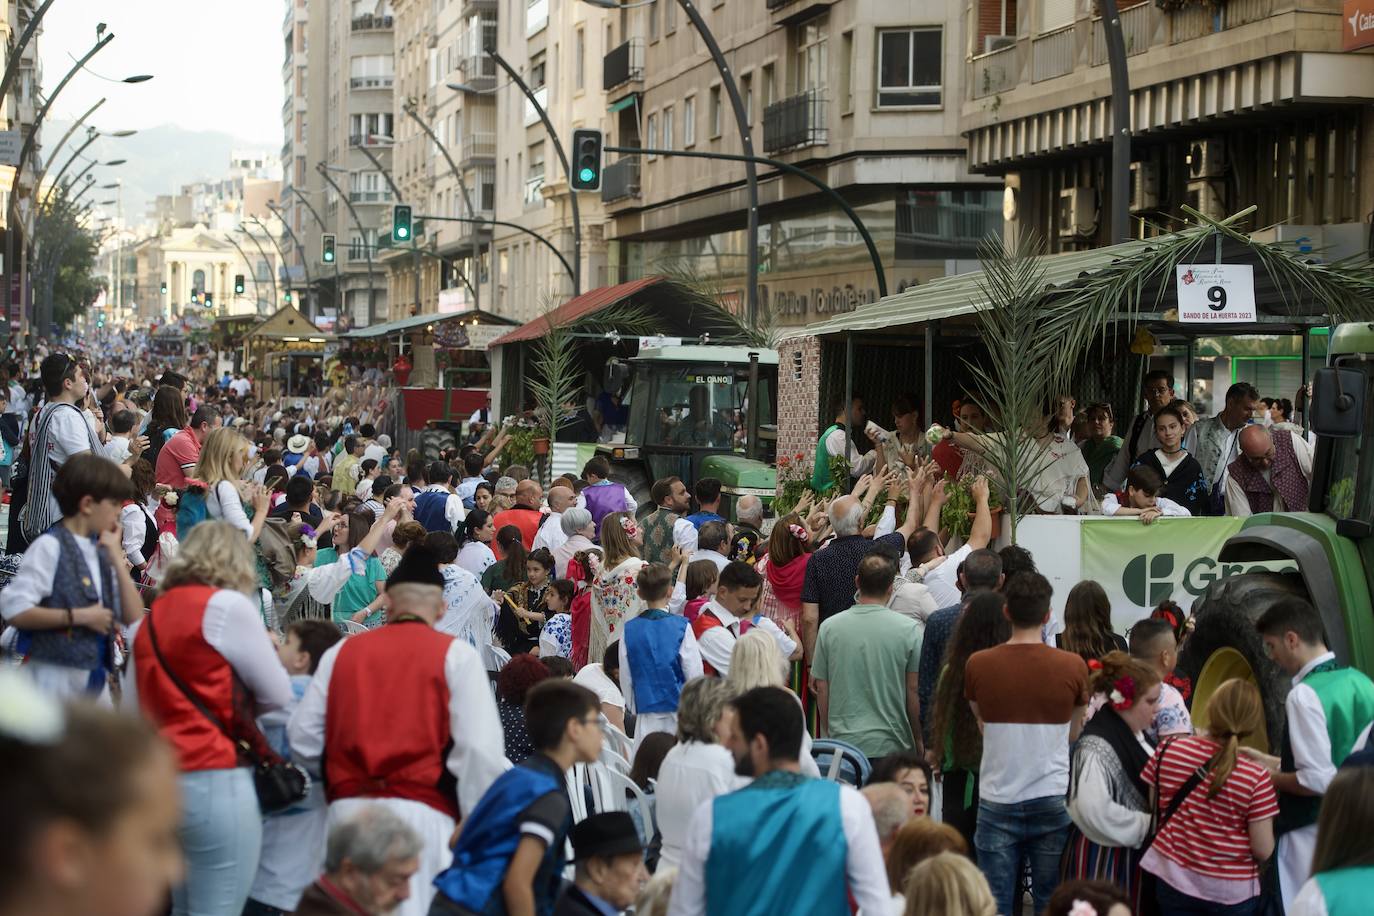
left=126, top=521, right=293, bottom=916
left=589, top=511, right=645, bottom=664
left=901, top=851, right=996, bottom=916
left=886, top=820, right=968, bottom=910
left=194, top=427, right=270, bottom=541
left=725, top=630, right=820, bottom=777
left=1140, top=678, right=1278, bottom=914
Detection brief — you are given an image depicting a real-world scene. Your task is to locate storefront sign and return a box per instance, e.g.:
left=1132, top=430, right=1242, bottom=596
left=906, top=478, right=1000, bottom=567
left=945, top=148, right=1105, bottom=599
left=1175, top=264, right=1256, bottom=323
left=461, top=323, right=507, bottom=350
left=0, top=131, right=20, bottom=166
left=1346, top=0, right=1374, bottom=51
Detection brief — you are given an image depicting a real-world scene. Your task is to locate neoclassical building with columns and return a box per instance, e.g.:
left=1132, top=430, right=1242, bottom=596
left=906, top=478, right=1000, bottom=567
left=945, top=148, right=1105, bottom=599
left=132, top=224, right=279, bottom=321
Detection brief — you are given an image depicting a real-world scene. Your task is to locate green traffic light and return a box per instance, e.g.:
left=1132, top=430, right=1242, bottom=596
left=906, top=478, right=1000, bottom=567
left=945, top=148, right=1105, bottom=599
left=396, top=227, right=408, bottom=239
left=579, top=167, right=596, bottom=183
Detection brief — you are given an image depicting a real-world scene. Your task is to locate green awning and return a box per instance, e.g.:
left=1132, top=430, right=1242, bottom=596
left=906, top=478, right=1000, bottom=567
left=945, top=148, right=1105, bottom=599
left=608, top=94, right=638, bottom=113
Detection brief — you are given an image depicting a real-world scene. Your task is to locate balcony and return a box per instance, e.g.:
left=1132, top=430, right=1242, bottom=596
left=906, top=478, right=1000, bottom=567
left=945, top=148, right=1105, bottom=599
left=971, top=44, right=1018, bottom=100
left=349, top=189, right=395, bottom=203
left=458, top=52, right=497, bottom=90
left=524, top=86, right=548, bottom=127
left=351, top=14, right=393, bottom=31
left=1090, top=3, right=1154, bottom=66
left=1031, top=25, right=1075, bottom=83
left=349, top=133, right=391, bottom=148
left=349, top=75, right=394, bottom=90
left=762, top=89, right=827, bottom=154
left=461, top=0, right=498, bottom=14
left=524, top=174, right=545, bottom=208
left=601, top=157, right=641, bottom=203
left=460, top=131, right=496, bottom=165
left=526, top=0, right=548, bottom=37
left=603, top=39, right=645, bottom=91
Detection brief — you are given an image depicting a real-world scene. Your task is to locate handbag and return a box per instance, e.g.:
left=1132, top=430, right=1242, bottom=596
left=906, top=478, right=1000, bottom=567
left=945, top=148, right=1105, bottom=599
left=144, top=610, right=309, bottom=814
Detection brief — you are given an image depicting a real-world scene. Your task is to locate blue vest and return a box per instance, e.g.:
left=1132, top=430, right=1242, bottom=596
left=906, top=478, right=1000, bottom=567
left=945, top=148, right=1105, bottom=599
left=705, top=772, right=850, bottom=916
left=432, top=755, right=569, bottom=916
left=623, top=609, right=689, bottom=714
left=18, top=524, right=116, bottom=692
left=415, top=489, right=453, bottom=533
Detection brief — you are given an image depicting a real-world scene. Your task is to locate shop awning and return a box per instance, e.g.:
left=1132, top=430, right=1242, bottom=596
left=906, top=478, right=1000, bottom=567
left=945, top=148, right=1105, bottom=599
left=488, top=276, right=666, bottom=347
left=608, top=94, right=638, bottom=113
left=340, top=309, right=516, bottom=339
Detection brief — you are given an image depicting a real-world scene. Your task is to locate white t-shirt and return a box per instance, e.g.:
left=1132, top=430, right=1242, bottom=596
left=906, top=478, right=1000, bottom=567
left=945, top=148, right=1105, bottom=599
left=573, top=663, right=625, bottom=710
left=363, top=443, right=387, bottom=465
left=36, top=403, right=98, bottom=523
left=924, top=542, right=973, bottom=609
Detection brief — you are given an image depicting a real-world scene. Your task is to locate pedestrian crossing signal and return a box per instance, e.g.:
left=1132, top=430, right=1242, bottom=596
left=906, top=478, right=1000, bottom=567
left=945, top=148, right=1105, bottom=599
left=234, top=274, right=245, bottom=294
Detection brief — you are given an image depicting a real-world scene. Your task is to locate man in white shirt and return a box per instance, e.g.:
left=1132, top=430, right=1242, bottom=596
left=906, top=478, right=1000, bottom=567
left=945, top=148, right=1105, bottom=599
left=364, top=433, right=390, bottom=467
left=668, top=686, right=890, bottom=916
left=573, top=644, right=627, bottom=731
left=531, top=484, right=575, bottom=553
left=686, top=519, right=731, bottom=574
left=1225, top=425, right=1314, bottom=517
left=906, top=476, right=993, bottom=610
left=693, top=562, right=797, bottom=677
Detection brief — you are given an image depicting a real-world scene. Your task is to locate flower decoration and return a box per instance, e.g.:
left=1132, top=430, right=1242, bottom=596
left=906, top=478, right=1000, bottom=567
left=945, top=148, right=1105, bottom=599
left=619, top=516, right=639, bottom=539
left=1109, top=675, right=1137, bottom=710
left=778, top=455, right=791, bottom=468
left=299, top=524, right=319, bottom=550
left=164, top=491, right=179, bottom=506
left=0, top=669, right=65, bottom=745
left=1087, top=658, right=1103, bottom=671
left=787, top=523, right=810, bottom=543
left=925, top=423, right=949, bottom=446
left=1068, top=901, right=1098, bottom=916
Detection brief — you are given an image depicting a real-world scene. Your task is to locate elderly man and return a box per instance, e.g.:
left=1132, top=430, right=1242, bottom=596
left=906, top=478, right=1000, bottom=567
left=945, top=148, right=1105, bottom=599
left=533, top=484, right=576, bottom=553
left=494, top=478, right=545, bottom=548
left=553, top=812, right=649, bottom=916
left=729, top=494, right=765, bottom=563
left=641, top=476, right=698, bottom=565
left=1102, top=369, right=1177, bottom=490
left=688, top=520, right=732, bottom=573
left=862, top=782, right=914, bottom=862
left=293, top=805, right=422, bottom=916
left=289, top=545, right=507, bottom=916
left=1191, top=381, right=1260, bottom=503
left=1225, top=424, right=1313, bottom=516
left=801, top=472, right=921, bottom=661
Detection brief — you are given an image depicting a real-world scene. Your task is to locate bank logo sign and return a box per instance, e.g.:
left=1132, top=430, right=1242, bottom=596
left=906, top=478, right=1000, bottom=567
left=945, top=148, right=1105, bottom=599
left=1347, top=0, right=1374, bottom=51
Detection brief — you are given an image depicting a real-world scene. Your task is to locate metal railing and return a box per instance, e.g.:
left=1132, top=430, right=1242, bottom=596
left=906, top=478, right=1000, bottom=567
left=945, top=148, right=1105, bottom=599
left=971, top=43, right=1018, bottom=99
left=349, top=189, right=394, bottom=203
left=601, top=157, right=641, bottom=203
left=1170, top=4, right=1219, bottom=43
left=459, top=52, right=497, bottom=89
left=350, top=14, right=394, bottom=31
left=603, top=38, right=645, bottom=91
left=348, top=133, right=391, bottom=148
left=349, top=75, right=394, bottom=90
left=460, top=131, right=496, bottom=164
left=1091, top=3, right=1153, bottom=66
left=1223, top=0, right=1274, bottom=28
left=762, top=89, right=827, bottom=154
left=1031, top=24, right=1076, bottom=82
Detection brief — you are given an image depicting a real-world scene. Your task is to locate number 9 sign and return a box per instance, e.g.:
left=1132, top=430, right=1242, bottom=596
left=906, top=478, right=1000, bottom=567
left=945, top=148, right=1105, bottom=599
left=1176, top=264, right=1255, bottom=323
left=1206, top=285, right=1227, bottom=311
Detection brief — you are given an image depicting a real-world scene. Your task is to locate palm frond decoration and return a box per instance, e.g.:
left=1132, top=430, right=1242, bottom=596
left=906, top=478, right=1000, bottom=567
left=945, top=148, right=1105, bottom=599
left=652, top=262, right=778, bottom=348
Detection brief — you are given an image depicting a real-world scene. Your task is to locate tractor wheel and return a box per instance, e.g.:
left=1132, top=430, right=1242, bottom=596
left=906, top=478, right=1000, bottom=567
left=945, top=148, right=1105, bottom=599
left=1177, top=571, right=1308, bottom=753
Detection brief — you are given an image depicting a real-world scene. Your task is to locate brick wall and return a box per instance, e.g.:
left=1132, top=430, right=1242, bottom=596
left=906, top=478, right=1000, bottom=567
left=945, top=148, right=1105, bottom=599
left=976, top=0, right=1017, bottom=49
left=776, top=334, right=824, bottom=495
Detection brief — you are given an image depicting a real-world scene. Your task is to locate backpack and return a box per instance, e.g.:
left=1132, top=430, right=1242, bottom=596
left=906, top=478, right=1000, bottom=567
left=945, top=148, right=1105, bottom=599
left=175, top=485, right=209, bottom=539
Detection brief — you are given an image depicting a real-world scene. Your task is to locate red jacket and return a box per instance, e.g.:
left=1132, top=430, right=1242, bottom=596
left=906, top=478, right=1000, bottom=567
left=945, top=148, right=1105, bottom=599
left=324, top=621, right=459, bottom=819
left=134, top=585, right=240, bottom=771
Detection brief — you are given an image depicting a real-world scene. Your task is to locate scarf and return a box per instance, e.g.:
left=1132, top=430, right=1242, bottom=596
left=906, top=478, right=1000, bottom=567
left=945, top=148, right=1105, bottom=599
left=1074, top=704, right=1153, bottom=809
left=766, top=553, right=810, bottom=610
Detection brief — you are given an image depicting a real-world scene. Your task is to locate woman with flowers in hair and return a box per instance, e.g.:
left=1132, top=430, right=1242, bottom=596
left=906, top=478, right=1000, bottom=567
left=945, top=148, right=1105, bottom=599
left=589, top=511, right=645, bottom=664
left=279, top=499, right=405, bottom=627
left=1063, top=650, right=1162, bottom=910
left=756, top=511, right=816, bottom=699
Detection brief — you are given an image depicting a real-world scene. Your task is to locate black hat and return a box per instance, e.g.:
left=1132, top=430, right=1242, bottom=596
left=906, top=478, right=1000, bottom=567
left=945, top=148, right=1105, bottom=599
left=569, top=812, right=643, bottom=862
left=385, top=543, right=445, bottom=591
left=159, top=370, right=187, bottom=390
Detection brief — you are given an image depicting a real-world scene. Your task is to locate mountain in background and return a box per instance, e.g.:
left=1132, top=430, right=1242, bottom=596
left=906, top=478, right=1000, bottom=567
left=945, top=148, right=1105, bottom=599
left=43, top=120, right=281, bottom=223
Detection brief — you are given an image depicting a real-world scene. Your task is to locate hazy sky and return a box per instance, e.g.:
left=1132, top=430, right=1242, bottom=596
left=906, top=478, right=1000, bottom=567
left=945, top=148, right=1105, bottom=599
left=38, top=0, right=284, bottom=146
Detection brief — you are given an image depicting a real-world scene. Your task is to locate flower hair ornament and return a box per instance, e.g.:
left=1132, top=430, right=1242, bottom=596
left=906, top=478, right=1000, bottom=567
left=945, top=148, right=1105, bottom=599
left=1087, top=658, right=1103, bottom=671
left=787, top=523, right=810, bottom=543
left=298, top=524, right=319, bottom=550
left=619, top=516, right=639, bottom=539
left=1109, top=675, right=1137, bottom=711
left=1068, top=901, right=1098, bottom=916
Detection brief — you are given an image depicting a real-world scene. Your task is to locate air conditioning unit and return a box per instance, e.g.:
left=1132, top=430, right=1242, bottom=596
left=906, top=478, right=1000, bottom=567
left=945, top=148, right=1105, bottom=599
left=1186, top=179, right=1225, bottom=220
left=1187, top=139, right=1225, bottom=180
left=983, top=34, right=1014, bottom=53
left=1129, top=161, right=1158, bottom=212
left=1057, top=187, right=1097, bottom=239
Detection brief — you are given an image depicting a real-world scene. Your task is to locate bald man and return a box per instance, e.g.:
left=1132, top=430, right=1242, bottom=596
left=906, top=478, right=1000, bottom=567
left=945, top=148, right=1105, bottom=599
left=534, top=485, right=577, bottom=553
left=862, top=782, right=914, bottom=861
left=493, top=478, right=546, bottom=549
left=1224, top=424, right=1313, bottom=517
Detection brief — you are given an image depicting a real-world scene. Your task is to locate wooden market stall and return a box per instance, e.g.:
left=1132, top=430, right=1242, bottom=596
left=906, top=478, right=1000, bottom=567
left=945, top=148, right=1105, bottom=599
left=240, top=304, right=334, bottom=399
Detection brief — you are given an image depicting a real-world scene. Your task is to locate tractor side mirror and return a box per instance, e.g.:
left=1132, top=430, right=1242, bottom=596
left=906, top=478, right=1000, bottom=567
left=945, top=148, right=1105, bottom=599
left=603, top=359, right=630, bottom=393
left=1309, top=367, right=1366, bottom=439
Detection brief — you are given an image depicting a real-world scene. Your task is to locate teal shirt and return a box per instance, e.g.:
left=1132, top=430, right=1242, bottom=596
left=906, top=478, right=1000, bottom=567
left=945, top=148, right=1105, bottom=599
left=315, top=547, right=386, bottom=624
left=1315, top=866, right=1374, bottom=916
left=811, top=603, right=922, bottom=758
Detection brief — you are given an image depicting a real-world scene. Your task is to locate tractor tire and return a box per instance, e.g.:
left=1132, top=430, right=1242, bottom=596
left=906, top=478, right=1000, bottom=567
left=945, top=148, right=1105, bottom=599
left=1177, top=571, right=1309, bottom=753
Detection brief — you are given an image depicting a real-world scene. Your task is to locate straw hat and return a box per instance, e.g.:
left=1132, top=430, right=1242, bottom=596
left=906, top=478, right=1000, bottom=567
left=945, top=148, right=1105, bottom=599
left=286, top=434, right=311, bottom=454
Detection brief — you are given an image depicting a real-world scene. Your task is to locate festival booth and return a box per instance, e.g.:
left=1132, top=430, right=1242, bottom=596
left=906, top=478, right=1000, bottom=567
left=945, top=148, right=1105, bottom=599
left=778, top=212, right=1374, bottom=636
left=239, top=304, right=334, bottom=399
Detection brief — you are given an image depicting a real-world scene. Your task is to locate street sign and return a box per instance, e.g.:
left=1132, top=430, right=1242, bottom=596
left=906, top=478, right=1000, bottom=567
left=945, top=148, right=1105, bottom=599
left=0, top=130, right=21, bottom=166
left=1345, top=0, right=1374, bottom=51
left=1175, top=264, right=1256, bottom=323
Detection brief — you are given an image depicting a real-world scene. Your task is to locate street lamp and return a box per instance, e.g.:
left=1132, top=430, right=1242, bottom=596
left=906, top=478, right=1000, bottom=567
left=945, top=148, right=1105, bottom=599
left=265, top=201, right=316, bottom=317
left=450, top=52, right=583, bottom=296
left=237, top=226, right=279, bottom=307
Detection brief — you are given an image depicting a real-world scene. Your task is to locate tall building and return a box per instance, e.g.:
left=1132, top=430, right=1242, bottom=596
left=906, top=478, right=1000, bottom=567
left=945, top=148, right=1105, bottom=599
left=960, top=0, right=1374, bottom=253
left=598, top=0, right=1001, bottom=329
left=1, top=0, right=43, bottom=338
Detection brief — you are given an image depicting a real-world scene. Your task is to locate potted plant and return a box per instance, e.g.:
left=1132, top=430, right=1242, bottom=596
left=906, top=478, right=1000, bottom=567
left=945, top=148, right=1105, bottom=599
left=501, top=416, right=539, bottom=469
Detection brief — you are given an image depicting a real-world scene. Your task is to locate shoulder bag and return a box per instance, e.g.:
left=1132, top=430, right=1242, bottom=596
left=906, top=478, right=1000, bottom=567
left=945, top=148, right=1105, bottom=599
left=144, top=610, right=309, bottom=813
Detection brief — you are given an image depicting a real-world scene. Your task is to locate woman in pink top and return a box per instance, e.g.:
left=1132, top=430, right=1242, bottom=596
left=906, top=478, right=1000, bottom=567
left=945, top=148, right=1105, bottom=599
left=755, top=513, right=814, bottom=701
left=1140, top=679, right=1278, bottom=915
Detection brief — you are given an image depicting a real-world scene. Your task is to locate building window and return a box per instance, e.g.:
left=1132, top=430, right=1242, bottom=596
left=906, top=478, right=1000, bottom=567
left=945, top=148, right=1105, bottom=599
left=683, top=97, right=696, bottom=147
left=649, top=0, right=659, bottom=41
left=762, top=63, right=776, bottom=108
left=709, top=86, right=722, bottom=138
left=877, top=27, right=942, bottom=107
left=794, top=18, right=828, bottom=93
left=741, top=72, right=753, bottom=124
left=646, top=113, right=658, bottom=158
left=662, top=104, right=674, bottom=149
left=839, top=30, right=854, bottom=113
left=664, top=0, right=676, bottom=33
left=530, top=53, right=546, bottom=89
left=575, top=28, right=585, bottom=91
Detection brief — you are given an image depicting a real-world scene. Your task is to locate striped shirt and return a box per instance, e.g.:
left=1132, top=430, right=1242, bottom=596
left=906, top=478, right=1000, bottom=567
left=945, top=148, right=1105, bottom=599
left=1140, top=735, right=1279, bottom=903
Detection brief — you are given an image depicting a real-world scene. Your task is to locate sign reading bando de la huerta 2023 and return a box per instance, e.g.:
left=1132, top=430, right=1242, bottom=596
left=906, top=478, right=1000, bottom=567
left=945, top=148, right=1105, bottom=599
left=1175, top=263, right=1257, bottom=323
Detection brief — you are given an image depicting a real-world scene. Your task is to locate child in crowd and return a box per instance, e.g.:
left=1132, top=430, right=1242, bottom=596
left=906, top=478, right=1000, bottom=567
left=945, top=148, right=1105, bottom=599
left=620, top=563, right=705, bottom=747
left=1101, top=465, right=1191, bottom=523
left=678, top=559, right=719, bottom=623
left=430, top=680, right=604, bottom=916
left=245, top=620, right=343, bottom=915
left=538, top=579, right=577, bottom=659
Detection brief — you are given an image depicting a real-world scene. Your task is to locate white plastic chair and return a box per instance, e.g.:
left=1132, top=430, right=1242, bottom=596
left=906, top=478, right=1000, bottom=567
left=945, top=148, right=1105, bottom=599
left=601, top=719, right=634, bottom=762
left=337, top=620, right=369, bottom=636
left=601, top=768, right=656, bottom=845
left=599, top=744, right=632, bottom=776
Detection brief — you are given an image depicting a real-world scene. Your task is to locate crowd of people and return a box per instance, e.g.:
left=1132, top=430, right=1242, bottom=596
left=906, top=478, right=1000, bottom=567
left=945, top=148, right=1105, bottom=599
left=1, top=337, right=1371, bottom=916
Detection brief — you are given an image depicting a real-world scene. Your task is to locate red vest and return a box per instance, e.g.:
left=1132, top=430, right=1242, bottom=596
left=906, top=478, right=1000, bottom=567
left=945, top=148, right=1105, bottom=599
left=691, top=607, right=757, bottom=677
left=324, top=621, right=459, bottom=819
left=493, top=506, right=543, bottom=552
left=1226, top=429, right=1310, bottom=513
left=134, top=585, right=240, bottom=771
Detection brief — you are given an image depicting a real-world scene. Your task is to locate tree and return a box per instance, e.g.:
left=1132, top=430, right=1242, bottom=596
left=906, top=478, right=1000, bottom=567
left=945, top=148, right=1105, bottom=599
left=31, top=184, right=102, bottom=333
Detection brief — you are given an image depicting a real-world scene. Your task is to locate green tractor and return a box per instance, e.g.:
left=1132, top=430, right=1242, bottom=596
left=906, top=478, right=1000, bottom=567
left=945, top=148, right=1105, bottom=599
left=597, top=345, right=777, bottom=522
left=1181, top=322, right=1374, bottom=751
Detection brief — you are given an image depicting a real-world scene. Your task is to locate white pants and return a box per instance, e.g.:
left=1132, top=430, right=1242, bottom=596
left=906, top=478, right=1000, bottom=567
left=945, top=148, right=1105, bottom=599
left=1278, top=823, right=1317, bottom=912
left=328, top=797, right=455, bottom=916
left=20, top=659, right=111, bottom=704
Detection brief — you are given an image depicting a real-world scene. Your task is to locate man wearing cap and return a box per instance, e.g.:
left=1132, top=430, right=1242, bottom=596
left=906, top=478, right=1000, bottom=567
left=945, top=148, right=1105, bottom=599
left=554, top=813, right=649, bottom=916
left=289, top=544, right=508, bottom=916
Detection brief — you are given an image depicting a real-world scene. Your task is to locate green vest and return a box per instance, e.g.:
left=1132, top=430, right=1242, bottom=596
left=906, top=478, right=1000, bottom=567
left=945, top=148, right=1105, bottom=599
left=1316, top=866, right=1374, bottom=916
left=641, top=507, right=679, bottom=566
left=1277, top=659, right=1374, bottom=835
left=812, top=424, right=843, bottom=493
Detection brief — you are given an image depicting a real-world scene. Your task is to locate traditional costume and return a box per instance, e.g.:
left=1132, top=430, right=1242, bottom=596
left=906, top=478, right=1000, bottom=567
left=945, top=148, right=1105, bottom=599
left=691, top=598, right=796, bottom=678
left=288, top=546, right=508, bottom=916
left=618, top=608, right=704, bottom=747
left=581, top=479, right=631, bottom=539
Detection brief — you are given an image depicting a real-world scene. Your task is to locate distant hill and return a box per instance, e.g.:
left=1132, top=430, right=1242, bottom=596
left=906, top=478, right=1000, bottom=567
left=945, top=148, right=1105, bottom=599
left=43, top=121, right=280, bottom=222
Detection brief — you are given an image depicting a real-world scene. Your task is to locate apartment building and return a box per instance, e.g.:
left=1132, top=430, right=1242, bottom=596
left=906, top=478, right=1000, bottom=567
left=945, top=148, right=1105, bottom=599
left=1, top=0, right=43, bottom=337
left=961, top=0, right=1374, bottom=254
left=596, top=0, right=1000, bottom=329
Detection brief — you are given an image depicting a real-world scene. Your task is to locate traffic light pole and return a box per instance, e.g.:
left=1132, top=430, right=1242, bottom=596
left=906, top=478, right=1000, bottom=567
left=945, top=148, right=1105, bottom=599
left=489, top=51, right=580, bottom=297
left=415, top=213, right=574, bottom=288
left=222, top=233, right=263, bottom=310
left=354, top=142, right=421, bottom=319
left=401, top=102, right=483, bottom=312
left=606, top=144, right=887, bottom=298
left=285, top=188, right=342, bottom=314
left=316, top=163, right=378, bottom=325
left=264, top=205, right=315, bottom=317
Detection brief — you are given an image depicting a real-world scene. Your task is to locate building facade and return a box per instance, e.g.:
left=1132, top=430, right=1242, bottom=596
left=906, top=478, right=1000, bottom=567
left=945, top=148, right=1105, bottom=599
left=1, top=0, right=43, bottom=339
